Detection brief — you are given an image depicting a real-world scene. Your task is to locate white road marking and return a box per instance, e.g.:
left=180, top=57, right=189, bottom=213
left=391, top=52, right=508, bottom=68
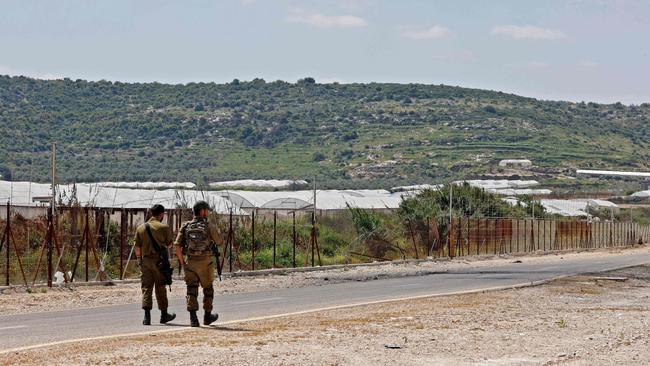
left=395, top=283, right=421, bottom=287
left=0, top=325, right=27, bottom=331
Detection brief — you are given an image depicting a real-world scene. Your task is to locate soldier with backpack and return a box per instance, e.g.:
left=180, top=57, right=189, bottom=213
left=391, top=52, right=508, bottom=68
left=175, top=200, right=222, bottom=327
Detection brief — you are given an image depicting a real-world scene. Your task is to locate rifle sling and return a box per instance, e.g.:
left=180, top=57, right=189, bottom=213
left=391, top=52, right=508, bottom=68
left=144, top=223, right=165, bottom=255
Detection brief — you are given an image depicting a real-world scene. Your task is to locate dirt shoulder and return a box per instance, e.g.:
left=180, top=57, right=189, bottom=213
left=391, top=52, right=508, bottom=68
left=1, top=245, right=648, bottom=316
left=2, top=264, right=649, bottom=366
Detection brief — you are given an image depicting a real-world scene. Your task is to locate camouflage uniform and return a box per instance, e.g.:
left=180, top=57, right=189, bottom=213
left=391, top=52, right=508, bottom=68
left=134, top=217, right=173, bottom=311
left=175, top=217, right=221, bottom=313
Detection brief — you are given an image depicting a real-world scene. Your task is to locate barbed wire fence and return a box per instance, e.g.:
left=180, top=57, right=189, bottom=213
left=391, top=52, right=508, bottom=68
left=1, top=183, right=650, bottom=287
left=4, top=144, right=650, bottom=286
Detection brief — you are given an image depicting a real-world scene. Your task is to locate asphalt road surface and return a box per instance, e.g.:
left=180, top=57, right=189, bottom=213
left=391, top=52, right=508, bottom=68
left=2, top=250, right=650, bottom=352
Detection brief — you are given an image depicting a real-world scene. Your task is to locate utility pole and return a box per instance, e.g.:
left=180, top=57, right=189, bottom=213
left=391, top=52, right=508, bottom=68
left=47, top=143, right=56, bottom=287
left=312, top=176, right=317, bottom=267
left=448, top=183, right=453, bottom=258
left=313, top=176, right=317, bottom=215
left=51, top=143, right=57, bottom=219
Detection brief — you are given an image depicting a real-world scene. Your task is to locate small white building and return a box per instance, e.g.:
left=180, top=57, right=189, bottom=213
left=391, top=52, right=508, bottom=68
left=498, top=159, right=532, bottom=168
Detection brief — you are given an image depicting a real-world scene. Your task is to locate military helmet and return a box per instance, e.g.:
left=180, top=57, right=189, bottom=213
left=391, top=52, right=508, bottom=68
left=193, top=200, right=212, bottom=215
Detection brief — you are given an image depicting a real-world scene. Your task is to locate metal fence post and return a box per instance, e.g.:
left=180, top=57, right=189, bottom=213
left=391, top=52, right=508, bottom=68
left=3, top=202, right=9, bottom=286
left=311, top=212, right=315, bottom=267
left=530, top=218, right=535, bottom=252
left=537, top=219, right=541, bottom=251
left=492, top=219, right=496, bottom=255
left=508, top=219, right=512, bottom=253
left=466, top=218, right=471, bottom=256
left=119, top=209, right=125, bottom=280
left=228, top=210, right=233, bottom=272
left=292, top=211, right=296, bottom=268
left=273, top=211, right=277, bottom=268
left=475, top=219, right=479, bottom=256
left=426, top=217, right=431, bottom=257
left=542, top=220, right=546, bottom=251
left=448, top=217, right=454, bottom=259
left=609, top=221, right=613, bottom=247
left=251, top=210, right=255, bottom=270
left=458, top=218, right=463, bottom=256
left=47, top=207, right=53, bottom=288
left=516, top=219, right=520, bottom=253
left=85, top=209, right=90, bottom=282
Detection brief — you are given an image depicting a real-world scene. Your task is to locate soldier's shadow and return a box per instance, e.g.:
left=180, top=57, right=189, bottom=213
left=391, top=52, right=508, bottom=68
left=206, top=325, right=252, bottom=332
left=161, top=323, right=251, bottom=332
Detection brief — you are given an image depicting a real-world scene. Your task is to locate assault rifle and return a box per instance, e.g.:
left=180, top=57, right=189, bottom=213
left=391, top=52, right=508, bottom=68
left=211, top=242, right=223, bottom=281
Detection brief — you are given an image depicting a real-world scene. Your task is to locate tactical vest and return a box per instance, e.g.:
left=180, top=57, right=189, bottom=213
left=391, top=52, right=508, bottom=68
left=183, top=219, right=212, bottom=257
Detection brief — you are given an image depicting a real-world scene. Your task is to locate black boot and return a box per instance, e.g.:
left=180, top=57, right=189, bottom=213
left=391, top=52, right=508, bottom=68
left=143, top=309, right=151, bottom=326
left=189, top=311, right=200, bottom=327
left=160, top=310, right=176, bottom=324
left=204, top=312, right=218, bottom=326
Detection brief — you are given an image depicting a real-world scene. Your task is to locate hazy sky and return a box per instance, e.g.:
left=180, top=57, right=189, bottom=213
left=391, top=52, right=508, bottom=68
left=1, top=0, right=649, bottom=104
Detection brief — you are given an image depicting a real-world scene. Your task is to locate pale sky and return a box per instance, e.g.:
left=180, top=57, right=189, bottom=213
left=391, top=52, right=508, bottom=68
left=1, top=0, right=649, bottom=104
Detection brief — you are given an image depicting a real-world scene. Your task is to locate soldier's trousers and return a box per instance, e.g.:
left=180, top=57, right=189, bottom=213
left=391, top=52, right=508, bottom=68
left=140, top=257, right=169, bottom=310
left=184, top=256, right=215, bottom=312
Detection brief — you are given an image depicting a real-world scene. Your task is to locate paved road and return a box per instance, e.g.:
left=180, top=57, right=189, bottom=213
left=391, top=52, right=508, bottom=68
left=2, top=250, right=650, bottom=352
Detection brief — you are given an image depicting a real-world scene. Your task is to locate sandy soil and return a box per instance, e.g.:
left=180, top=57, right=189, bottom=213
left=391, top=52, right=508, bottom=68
left=1, top=245, right=648, bottom=316
left=2, top=264, right=649, bottom=366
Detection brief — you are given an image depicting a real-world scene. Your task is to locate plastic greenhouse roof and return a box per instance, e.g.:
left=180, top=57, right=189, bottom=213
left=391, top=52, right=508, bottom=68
left=215, top=189, right=403, bottom=210
left=459, top=180, right=540, bottom=189
left=577, top=169, right=650, bottom=178
left=88, top=182, right=197, bottom=189
left=0, top=181, right=245, bottom=215
left=209, top=179, right=308, bottom=190
left=488, top=188, right=552, bottom=196
left=540, top=199, right=618, bottom=217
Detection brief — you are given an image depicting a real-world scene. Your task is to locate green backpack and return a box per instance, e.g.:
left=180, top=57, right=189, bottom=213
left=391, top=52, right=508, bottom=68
left=184, top=220, right=212, bottom=256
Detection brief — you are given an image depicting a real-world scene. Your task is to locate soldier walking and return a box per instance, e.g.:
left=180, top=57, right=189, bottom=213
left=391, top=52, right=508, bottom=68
left=134, top=204, right=176, bottom=325
left=175, top=201, right=221, bottom=327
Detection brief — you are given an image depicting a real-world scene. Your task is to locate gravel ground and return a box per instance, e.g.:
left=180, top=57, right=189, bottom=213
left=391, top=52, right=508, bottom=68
left=1, top=246, right=648, bottom=315
left=2, top=264, right=649, bottom=366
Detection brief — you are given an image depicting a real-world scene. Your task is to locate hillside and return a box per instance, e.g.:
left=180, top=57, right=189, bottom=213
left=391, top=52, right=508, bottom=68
left=1, top=75, right=649, bottom=189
